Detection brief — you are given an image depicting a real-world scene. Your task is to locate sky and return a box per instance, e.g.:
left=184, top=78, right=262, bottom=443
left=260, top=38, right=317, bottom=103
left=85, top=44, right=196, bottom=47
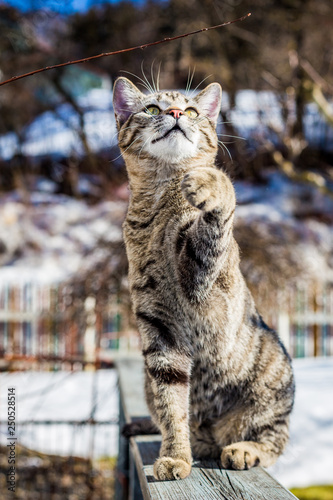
left=1, top=0, right=135, bottom=13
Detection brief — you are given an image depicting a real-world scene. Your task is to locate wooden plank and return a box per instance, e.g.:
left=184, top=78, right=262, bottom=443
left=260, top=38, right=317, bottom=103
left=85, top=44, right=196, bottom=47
left=129, top=446, right=144, bottom=500
left=116, top=356, right=150, bottom=500
left=116, top=358, right=299, bottom=500
left=117, top=356, right=148, bottom=423
left=114, top=387, right=130, bottom=500
left=131, top=437, right=298, bottom=500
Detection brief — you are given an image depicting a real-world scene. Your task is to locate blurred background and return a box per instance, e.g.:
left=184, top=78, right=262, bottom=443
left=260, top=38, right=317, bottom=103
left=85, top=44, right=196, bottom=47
left=0, top=0, right=332, bottom=498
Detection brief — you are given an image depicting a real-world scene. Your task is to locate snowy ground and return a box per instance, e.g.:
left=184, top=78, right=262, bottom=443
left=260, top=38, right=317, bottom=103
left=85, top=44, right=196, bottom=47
left=0, top=358, right=332, bottom=489
left=0, top=369, right=119, bottom=460
left=0, top=192, right=126, bottom=285
left=268, top=357, right=333, bottom=488
left=1, top=169, right=333, bottom=288
left=0, top=88, right=117, bottom=160
left=0, top=85, right=332, bottom=288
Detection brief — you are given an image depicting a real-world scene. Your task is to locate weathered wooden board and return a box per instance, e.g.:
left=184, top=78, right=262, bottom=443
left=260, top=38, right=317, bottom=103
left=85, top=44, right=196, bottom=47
left=117, top=357, right=148, bottom=422
left=130, top=437, right=298, bottom=500
left=116, top=357, right=298, bottom=500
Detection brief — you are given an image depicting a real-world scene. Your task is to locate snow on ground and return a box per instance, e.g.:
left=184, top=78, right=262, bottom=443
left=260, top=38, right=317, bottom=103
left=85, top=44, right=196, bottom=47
left=234, top=172, right=333, bottom=285
left=0, top=192, right=126, bottom=284
left=0, top=369, right=119, bottom=459
left=0, top=358, right=332, bottom=488
left=1, top=170, right=333, bottom=287
left=0, top=89, right=117, bottom=160
left=268, top=357, right=333, bottom=488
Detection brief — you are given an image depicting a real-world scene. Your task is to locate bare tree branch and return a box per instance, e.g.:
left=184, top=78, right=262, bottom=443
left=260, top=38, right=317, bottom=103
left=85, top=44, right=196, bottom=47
left=0, top=13, right=251, bottom=88
left=300, top=59, right=333, bottom=94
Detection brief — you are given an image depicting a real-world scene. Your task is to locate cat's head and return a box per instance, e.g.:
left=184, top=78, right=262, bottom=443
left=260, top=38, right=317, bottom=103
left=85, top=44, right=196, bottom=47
left=113, top=77, right=222, bottom=164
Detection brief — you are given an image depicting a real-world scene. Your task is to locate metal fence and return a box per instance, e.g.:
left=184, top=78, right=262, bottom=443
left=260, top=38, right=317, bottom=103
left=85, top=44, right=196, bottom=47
left=0, top=419, right=119, bottom=461
left=0, top=369, right=120, bottom=498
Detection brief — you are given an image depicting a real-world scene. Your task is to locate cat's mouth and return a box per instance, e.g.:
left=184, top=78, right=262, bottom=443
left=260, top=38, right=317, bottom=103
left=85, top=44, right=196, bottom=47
left=152, top=124, right=192, bottom=144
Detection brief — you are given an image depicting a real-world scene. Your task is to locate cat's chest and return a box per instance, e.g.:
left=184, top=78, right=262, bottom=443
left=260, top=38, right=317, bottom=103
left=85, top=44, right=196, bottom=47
left=123, top=213, right=170, bottom=271
left=124, top=192, right=185, bottom=264
left=123, top=202, right=180, bottom=296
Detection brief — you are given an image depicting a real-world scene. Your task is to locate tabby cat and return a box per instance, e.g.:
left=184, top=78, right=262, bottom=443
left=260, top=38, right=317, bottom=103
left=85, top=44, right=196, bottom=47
left=113, top=77, right=294, bottom=481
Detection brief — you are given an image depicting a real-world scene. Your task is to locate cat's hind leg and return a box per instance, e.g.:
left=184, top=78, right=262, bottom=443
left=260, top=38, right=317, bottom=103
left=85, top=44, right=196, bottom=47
left=221, top=441, right=273, bottom=470
left=212, top=405, right=291, bottom=470
left=219, top=417, right=291, bottom=470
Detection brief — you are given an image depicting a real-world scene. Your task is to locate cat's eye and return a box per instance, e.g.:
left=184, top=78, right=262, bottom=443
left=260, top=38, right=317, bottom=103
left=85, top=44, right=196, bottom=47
left=185, top=107, right=198, bottom=118
left=146, top=106, right=160, bottom=116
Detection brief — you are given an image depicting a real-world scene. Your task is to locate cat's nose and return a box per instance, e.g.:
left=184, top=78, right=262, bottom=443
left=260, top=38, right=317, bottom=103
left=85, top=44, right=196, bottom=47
left=168, top=108, right=184, bottom=119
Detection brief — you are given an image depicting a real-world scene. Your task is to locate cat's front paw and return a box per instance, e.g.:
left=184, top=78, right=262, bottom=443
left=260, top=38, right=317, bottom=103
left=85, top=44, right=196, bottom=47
left=153, top=457, right=191, bottom=480
left=181, top=168, right=223, bottom=212
left=221, top=442, right=260, bottom=470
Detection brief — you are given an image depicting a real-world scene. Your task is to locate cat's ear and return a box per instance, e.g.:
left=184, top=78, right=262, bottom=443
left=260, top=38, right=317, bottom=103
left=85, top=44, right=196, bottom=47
left=194, top=83, right=222, bottom=126
left=113, top=77, right=144, bottom=127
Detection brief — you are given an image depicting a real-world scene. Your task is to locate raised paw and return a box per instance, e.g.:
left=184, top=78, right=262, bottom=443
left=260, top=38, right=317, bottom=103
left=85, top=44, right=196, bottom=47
left=221, top=442, right=260, bottom=470
left=153, top=457, right=191, bottom=481
left=181, top=167, right=223, bottom=212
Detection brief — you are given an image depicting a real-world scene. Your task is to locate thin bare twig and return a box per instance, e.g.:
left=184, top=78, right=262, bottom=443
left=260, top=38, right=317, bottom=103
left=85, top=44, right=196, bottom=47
left=300, top=59, right=333, bottom=94
left=0, top=13, right=251, bottom=88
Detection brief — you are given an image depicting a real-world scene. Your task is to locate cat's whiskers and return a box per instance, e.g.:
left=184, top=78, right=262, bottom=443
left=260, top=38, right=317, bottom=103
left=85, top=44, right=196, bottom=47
left=121, top=70, right=155, bottom=94
left=185, top=67, right=196, bottom=96
left=156, top=61, right=162, bottom=92
left=112, top=135, right=142, bottom=161
left=151, top=60, right=158, bottom=94
left=141, top=62, right=155, bottom=94
left=189, top=75, right=213, bottom=98
left=217, top=132, right=246, bottom=141
left=138, top=131, right=159, bottom=159
left=217, top=140, right=232, bottom=160
left=112, top=124, right=140, bottom=142
left=194, top=116, right=210, bottom=125
left=142, top=106, right=161, bottom=117
left=138, top=132, right=158, bottom=159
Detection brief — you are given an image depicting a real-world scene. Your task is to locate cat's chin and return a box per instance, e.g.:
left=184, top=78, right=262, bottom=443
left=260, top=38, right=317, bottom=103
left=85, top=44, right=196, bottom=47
left=151, top=149, right=196, bottom=164
left=145, top=137, right=198, bottom=163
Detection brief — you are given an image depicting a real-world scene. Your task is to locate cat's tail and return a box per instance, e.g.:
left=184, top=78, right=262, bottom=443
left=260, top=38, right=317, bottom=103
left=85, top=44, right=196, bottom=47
left=122, top=418, right=160, bottom=438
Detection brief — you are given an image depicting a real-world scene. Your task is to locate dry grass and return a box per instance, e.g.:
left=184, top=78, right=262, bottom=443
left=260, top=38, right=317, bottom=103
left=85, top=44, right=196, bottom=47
left=290, top=485, right=333, bottom=500
left=0, top=444, right=115, bottom=500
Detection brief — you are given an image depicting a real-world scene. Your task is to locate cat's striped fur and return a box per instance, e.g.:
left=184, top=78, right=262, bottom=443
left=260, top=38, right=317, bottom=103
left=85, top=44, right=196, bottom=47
left=113, top=77, right=294, bottom=480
